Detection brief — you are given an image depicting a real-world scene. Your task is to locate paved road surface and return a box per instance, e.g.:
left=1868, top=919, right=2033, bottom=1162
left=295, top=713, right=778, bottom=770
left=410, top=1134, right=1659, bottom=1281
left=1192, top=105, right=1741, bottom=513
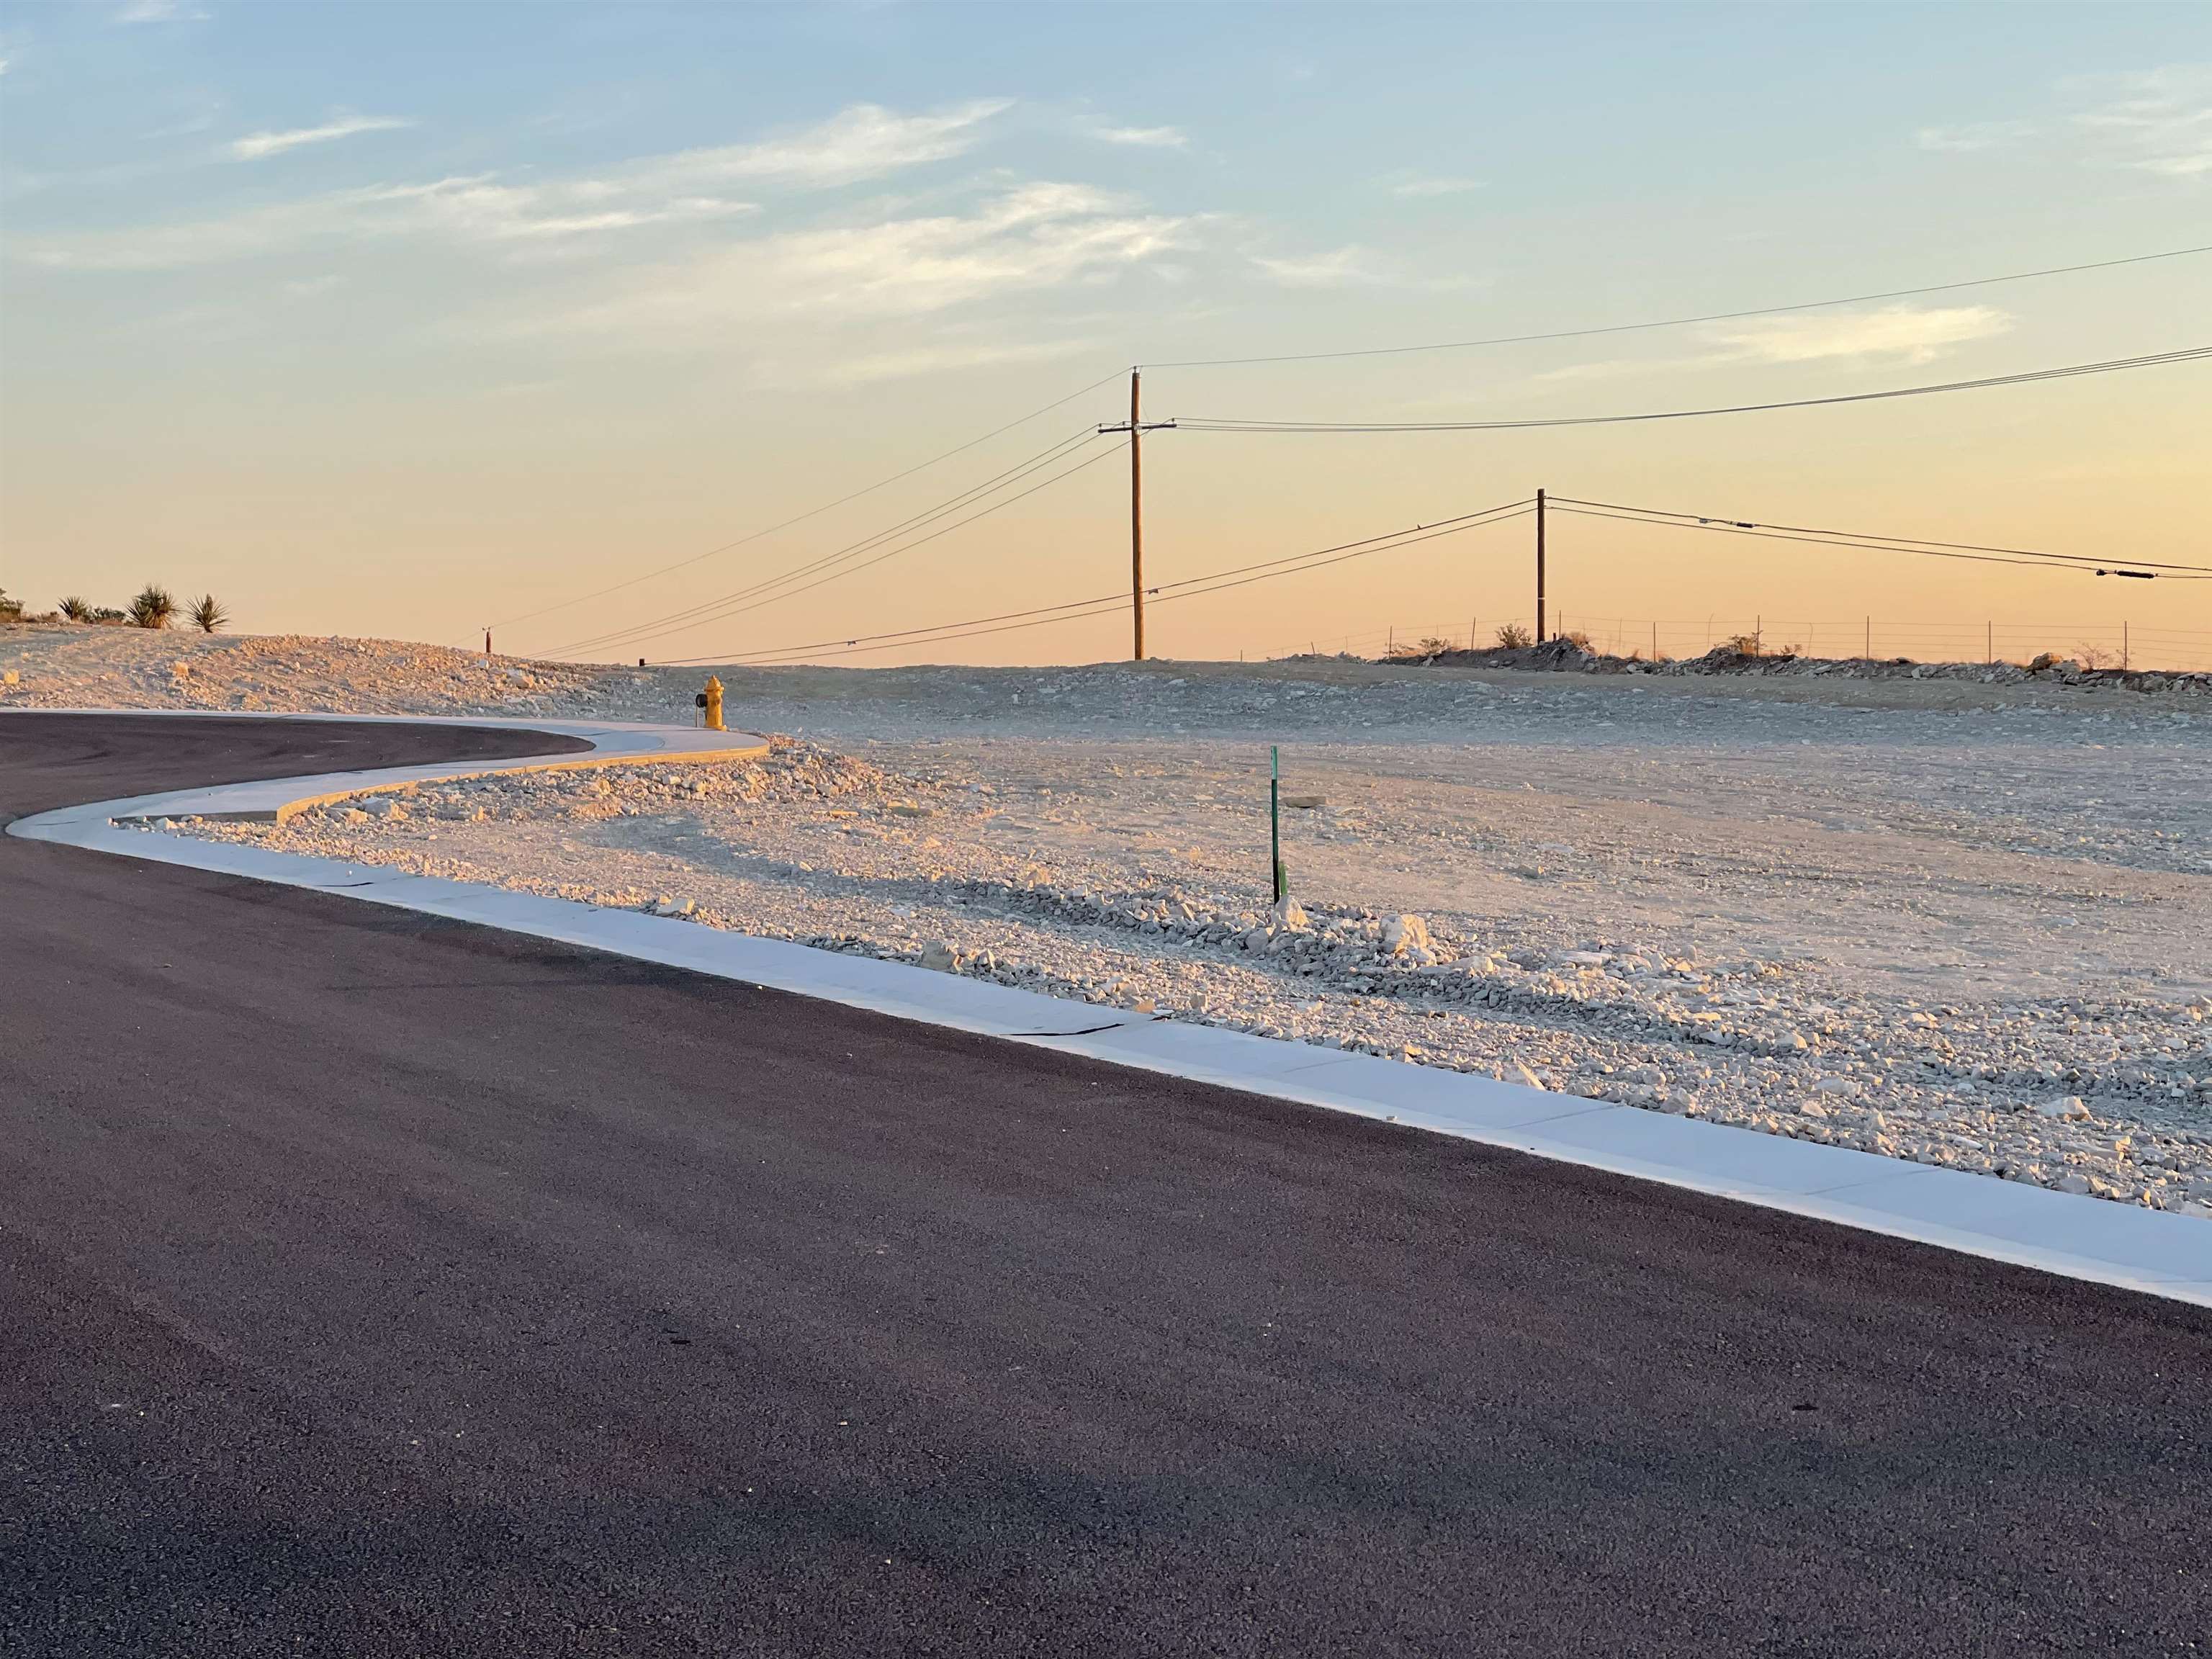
left=3, top=711, right=2207, bottom=1656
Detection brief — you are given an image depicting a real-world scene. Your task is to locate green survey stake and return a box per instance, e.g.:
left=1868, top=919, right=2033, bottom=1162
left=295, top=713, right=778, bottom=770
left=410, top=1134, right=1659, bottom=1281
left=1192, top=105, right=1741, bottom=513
left=1270, top=745, right=1285, bottom=904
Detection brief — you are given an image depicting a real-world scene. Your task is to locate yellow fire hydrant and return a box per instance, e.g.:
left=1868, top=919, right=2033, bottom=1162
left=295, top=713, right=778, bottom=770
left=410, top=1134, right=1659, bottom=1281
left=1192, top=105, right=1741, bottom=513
left=697, top=675, right=724, bottom=732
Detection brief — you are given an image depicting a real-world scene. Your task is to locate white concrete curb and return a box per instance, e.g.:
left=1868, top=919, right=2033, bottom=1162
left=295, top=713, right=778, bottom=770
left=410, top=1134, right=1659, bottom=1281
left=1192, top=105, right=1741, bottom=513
left=10, top=709, right=2209, bottom=1310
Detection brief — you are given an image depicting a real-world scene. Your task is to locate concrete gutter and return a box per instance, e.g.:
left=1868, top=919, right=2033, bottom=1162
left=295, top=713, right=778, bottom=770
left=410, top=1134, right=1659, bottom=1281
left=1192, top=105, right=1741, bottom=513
left=10, top=709, right=2210, bottom=1309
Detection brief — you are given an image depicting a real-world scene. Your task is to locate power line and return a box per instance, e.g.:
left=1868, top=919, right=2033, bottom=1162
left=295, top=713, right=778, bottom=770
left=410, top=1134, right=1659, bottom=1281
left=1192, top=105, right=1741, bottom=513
left=1548, top=495, right=2212, bottom=575
left=1171, top=346, right=2212, bottom=433
left=552, top=429, right=1110, bottom=657
left=685, top=498, right=1534, bottom=665
left=670, top=498, right=1535, bottom=665
left=568, top=438, right=1124, bottom=658
left=493, top=367, right=1127, bottom=634
left=1549, top=504, right=2204, bottom=580
left=1144, top=243, right=2212, bottom=369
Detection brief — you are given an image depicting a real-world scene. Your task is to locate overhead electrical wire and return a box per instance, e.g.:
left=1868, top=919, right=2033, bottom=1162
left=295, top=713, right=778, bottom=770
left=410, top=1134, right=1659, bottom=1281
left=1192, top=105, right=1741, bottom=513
left=1143, top=242, right=2212, bottom=369
left=552, top=426, right=1103, bottom=655
left=1548, top=504, right=2205, bottom=580
left=552, top=429, right=1115, bottom=657
left=674, top=498, right=1533, bottom=663
left=500, top=242, right=2207, bottom=657
left=492, top=367, right=1128, bottom=634
left=667, top=498, right=1536, bottom=665
left=1547, top=495, right=2212, bottom=576
left=1171, top=346, right=2212, bottom=433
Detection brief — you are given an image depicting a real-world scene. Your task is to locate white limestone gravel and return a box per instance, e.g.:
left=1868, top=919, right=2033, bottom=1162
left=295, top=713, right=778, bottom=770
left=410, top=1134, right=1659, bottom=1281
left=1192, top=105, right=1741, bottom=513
left=12, top=623, right=2209, bottom=1215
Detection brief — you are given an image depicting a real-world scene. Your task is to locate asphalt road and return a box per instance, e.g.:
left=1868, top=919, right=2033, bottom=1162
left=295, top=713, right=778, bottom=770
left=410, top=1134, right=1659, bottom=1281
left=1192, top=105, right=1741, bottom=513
left=3, top=711, right=2208, bottom=1657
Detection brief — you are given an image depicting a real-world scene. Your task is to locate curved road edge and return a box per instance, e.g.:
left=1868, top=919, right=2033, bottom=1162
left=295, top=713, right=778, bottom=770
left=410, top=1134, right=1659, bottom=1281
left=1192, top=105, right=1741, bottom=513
left=9, top=707, right=2211, bottom=1308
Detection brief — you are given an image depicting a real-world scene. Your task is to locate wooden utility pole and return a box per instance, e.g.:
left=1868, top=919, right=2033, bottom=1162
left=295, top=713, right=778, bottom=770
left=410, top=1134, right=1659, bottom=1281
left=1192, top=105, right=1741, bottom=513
left=1130, top=371, right=1145, bottom=660
left=1534, top=487, right=1547, bottom=643
left=1097, top=368, right=1175, bottom=662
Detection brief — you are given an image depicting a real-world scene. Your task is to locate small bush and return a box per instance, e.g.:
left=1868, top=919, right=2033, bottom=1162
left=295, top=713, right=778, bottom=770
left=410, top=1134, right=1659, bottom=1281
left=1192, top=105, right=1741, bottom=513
left=129, top=584, right=176, bottom=629
left=60, top=595, right=93, bottom=621
left=2075, top=644, right=2111, bottom=670
left=1723, top=632, right=1764, bottom=657
left=189, top=593, right=229, bottom=634
left=1387, top=635, right=1456, bottom=661
left=1560, top=629, right=1593, bottom=652
left=0, top=586, right=20, bottom=622
left=1493, top=622, right=1534, bottom=650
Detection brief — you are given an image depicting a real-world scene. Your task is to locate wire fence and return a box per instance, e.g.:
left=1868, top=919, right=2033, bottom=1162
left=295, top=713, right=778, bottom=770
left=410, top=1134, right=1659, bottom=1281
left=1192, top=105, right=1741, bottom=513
left=1259, top=615, right=2212, bottom=674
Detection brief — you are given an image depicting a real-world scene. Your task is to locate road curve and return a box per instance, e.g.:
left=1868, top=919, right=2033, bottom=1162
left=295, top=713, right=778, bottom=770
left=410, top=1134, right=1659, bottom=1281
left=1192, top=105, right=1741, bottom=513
left=3, top=711, right=2208, bottom=1658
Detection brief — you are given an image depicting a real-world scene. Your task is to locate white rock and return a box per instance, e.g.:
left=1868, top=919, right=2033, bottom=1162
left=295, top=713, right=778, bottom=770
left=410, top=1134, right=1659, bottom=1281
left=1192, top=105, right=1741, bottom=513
left=1381, top=914, right=1431, bottom=956
left=2035, top=1095, right=2090, bottom=1120
left=1814, top=1076, right=1861, bottom=1098
left=1510, top=1060, right=1545, bottom=1090
left=918, top=941, right=958, bottom=972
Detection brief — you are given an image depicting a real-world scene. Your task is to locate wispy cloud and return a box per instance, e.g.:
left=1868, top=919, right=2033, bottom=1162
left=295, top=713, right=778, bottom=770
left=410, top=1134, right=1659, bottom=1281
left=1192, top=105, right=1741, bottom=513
left=647, top=99, right=1011, bottom=187
left=1915, top=120, right=2034, bottom=153
left=1090, top=124, right=1187, bottom=149
left=1390, top=176, right=1482, bottom=198
left=229, top=114, right=414, bottom=161
left=530, top=182, right=1189, bottom=340
left=2070, top=65, right=2212, bottom=178
left=1537, top=305, right=2014, bottom=385
left=24, top=174, right=755, bottom=269
left=24, top=100, right=1009, bottom=271
left=819, top=335, right=1098, bottom=387
left=118, top=0, right=206, bottom=21
left=1705, top=304, right=2013, bottom=367
left=1250, top=244, right=1388, bottom=289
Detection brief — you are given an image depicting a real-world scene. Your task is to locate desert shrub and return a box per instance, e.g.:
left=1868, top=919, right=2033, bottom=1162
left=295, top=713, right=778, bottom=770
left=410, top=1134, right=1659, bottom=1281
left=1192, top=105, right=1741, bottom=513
left=129, top=584, right=176, bottom=629
left=189, top=593, right=229, bottom=634
left=1493, top=622, right=1534, bottom=649
left=1561, top=629, right=1593, bottom=652
left=1723, top=631, right=1764, bottom=657
left=1387, top=635, right=1455, bottom=660
left=60, top=595, right=93, bottom=621
left=2075, top=644, right=2110, bottom=670
left=0, top=587, right=20, bottom=621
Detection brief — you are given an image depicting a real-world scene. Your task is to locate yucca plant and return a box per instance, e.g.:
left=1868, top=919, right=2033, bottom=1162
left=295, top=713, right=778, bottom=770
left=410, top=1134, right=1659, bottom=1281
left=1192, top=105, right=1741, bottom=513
left=189, top=593, right=229, bottom=634
left=129, top=583, right=176, bottom=629
left=60, top=595, right=94, bottom=621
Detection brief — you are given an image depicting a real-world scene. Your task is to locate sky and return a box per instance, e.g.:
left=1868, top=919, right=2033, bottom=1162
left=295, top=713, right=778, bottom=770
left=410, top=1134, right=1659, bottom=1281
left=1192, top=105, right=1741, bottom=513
left=3, top=1, right=2208, bottom=669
